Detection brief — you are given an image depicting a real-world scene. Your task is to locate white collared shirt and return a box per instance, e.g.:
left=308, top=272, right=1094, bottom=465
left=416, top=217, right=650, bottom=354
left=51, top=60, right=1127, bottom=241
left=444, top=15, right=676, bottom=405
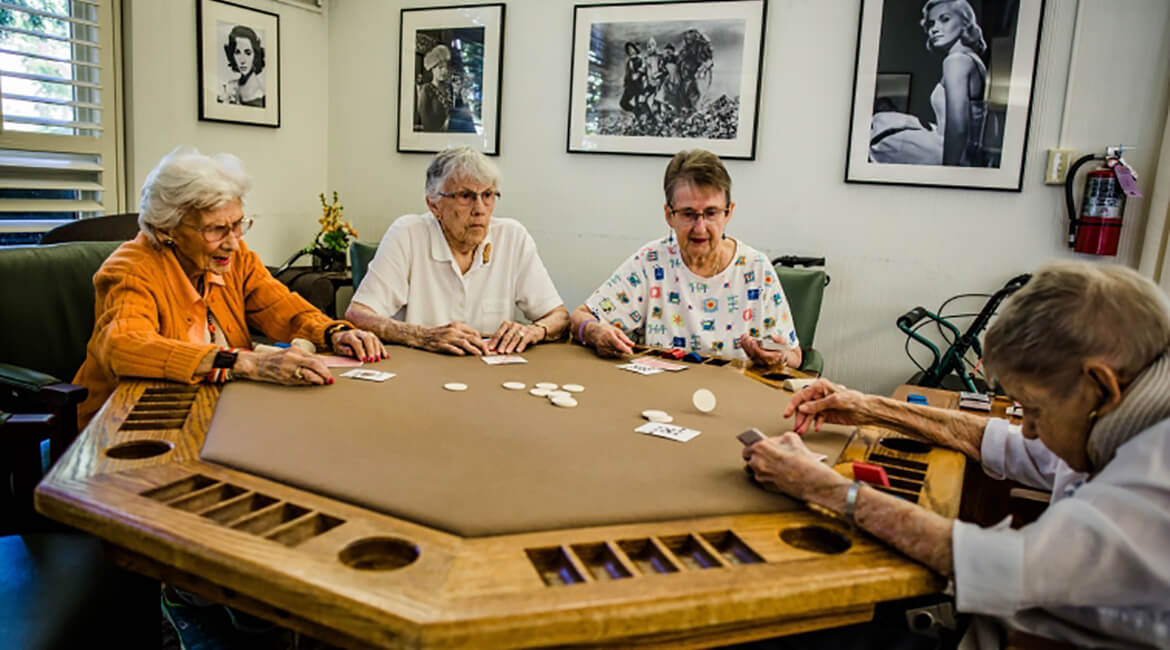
left=352, top=213, right=563, bottom=335
left=952, top=417, right=1170, bottom=648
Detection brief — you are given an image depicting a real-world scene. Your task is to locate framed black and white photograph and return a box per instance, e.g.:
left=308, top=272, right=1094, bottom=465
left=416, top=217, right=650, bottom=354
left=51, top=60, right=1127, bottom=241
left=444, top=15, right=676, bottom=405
left=567, top=0, right=767, bottom=159
left=397, top=3, right=505, bottom=155
left=197, top=0, right=280, bottom=127
left=846, top=0, right=1044, bottom=190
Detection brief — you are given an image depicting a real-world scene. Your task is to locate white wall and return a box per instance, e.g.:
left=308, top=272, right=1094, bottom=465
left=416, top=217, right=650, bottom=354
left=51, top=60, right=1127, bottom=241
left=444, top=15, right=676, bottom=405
left=124, top=0, right=330, bottom=264
left=326, top=0, right=1170, bottom=394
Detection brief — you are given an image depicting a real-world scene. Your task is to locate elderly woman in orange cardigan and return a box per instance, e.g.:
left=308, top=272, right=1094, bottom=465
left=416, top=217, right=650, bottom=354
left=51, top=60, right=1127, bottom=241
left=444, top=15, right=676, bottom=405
left=73, top=147, right=385, bottom=429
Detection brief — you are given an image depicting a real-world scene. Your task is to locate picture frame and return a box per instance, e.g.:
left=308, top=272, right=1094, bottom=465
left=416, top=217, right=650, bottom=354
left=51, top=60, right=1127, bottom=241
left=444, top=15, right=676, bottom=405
left=845, top=0, right=1045, bottom=191
left=397, top=3, right=506, bottom=155
left=566, top=0, right=767, bottom=160
left=197, top=0, right=281, bottom=128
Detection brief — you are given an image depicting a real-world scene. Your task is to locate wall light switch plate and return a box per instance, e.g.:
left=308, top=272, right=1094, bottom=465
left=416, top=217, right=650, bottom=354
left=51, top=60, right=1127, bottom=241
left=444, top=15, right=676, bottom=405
left=1046, top=149, right=1075, bottom=184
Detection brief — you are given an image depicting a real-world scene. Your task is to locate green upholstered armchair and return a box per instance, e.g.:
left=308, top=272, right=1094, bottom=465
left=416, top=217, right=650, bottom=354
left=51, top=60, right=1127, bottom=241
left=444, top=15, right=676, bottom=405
left=772, top=256, right=830, bottom=375
left=0, top=241, right=120, bottom=464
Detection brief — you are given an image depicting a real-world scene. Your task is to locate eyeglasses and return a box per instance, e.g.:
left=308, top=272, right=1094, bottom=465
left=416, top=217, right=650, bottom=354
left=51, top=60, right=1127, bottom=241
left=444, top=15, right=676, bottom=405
left=437, top=189, right=501, bottom=206
left=669, top=207, right=729, bottom=225
left=182, top=217, right=254, bottom=243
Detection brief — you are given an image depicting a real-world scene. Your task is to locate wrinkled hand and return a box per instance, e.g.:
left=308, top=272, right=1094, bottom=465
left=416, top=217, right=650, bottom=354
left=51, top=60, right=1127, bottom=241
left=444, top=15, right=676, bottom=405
left=331, top=328, right=387, bottom=362
left=590, top=322, right=634, bottom=358
left=739, top=333, right=790, bottom=367
left=242, top=347, right=332, bottom=386
left=487, top=320, right=542, bottom=355
left=421, top=322, right=488, bottom=356
left=742, top=432, right=841, bottom=498
left=783, top=378, right=870, bottom=434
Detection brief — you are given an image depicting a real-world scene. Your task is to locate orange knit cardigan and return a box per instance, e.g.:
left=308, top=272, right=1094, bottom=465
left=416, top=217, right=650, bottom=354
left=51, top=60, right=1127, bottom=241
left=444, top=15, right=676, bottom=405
left=73, top=233, right=344, bottom=428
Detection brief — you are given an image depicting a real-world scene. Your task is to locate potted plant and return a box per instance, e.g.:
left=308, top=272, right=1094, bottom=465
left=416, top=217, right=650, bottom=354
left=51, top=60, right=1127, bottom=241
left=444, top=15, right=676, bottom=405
left=307, top=191, right=357, bottom=272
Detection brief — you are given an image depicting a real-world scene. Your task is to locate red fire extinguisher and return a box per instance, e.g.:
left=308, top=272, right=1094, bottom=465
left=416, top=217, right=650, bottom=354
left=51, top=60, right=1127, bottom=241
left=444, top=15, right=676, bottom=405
left=1066, top=155, right=1125, bottom=256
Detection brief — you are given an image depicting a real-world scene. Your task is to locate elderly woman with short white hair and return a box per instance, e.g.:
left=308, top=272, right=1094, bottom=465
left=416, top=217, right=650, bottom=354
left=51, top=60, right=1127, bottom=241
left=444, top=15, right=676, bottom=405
left=744, top=260, right=1170, bottom=648
left=73, top=146, right=384, bottom=430
left=347, top=147, right=569, bottom=355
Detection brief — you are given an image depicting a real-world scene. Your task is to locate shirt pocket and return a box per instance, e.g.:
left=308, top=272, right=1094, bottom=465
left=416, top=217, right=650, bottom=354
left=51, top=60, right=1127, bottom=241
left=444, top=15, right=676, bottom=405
left=478, top=299, right=512, bottom=327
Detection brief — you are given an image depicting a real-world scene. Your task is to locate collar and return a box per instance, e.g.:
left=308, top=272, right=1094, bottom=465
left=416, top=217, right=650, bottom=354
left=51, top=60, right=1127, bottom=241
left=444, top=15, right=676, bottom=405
left=140, top=232, right=229, bottom=309
left=1087, top=347, right=1170, bottom=470
left=426, top=213, right=494, bottom=269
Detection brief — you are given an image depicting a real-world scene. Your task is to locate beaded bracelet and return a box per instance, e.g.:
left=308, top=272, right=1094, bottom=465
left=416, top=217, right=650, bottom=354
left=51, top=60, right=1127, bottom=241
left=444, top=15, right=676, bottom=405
left=206, top=347, right=239, bottom=384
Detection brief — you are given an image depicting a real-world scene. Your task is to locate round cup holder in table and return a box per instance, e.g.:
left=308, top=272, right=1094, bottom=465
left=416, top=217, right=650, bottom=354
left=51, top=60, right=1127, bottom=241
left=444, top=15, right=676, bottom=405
left=878, top=437, right=933, bottom=454
left=104, top=440, right=174, bottom=459
left=339, top=537, right=419, bottom=571
left=779, top=526, right=851, bottom=555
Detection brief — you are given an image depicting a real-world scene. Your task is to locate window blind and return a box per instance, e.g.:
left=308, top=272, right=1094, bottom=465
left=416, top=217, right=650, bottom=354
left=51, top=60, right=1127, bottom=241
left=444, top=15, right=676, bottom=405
left=0, top=0, right=119, bottom=228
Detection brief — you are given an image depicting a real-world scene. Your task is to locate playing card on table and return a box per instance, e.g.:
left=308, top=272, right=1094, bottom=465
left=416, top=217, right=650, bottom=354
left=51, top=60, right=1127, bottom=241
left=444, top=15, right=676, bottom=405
left=481, top=355, right=528, bottom=365
left=630, top=357, right=687, bottom=371
left=318, top=354, right=363, bottom=368
left=635, top=422, right=701, bottom=442
left=339, top=369, right=396, bottom=382
left=616, top=363, right=664, bottom=376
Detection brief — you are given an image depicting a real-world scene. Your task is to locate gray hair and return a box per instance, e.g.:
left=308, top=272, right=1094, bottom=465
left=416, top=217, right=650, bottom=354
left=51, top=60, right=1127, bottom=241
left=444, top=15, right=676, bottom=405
left=137, top=146, right=251, bottom=244
left=424, top=147, right=500, bottom=201
left=985, top=260, right=1170, bottom=392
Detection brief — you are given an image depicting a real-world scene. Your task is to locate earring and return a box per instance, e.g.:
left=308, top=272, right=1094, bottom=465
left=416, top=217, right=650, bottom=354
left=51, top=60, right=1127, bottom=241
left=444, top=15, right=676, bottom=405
left=1088, top=410, right=1099, bottom=422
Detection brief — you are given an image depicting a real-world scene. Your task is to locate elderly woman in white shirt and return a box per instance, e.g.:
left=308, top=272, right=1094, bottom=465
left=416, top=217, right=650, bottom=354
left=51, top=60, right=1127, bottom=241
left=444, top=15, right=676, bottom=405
left=744, top=260, right=1170, bottom=649
left=570, top=149, right=801, bottom=367
left=346, top=147, right=568, bottom=355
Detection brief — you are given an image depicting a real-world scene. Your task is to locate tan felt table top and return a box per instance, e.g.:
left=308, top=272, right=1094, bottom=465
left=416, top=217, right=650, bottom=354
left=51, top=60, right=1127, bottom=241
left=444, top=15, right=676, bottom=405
left=201, top=343, right=851, bottom=537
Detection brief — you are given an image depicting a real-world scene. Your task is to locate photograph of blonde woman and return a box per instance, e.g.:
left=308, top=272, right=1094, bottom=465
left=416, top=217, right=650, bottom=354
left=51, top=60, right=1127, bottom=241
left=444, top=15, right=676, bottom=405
left=868, top=0, right=1015, bottom=168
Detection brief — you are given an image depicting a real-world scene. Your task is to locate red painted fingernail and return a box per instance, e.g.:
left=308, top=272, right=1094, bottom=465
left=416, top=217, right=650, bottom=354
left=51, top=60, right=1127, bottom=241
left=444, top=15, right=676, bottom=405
left=328, top=378, right=334, bottom=384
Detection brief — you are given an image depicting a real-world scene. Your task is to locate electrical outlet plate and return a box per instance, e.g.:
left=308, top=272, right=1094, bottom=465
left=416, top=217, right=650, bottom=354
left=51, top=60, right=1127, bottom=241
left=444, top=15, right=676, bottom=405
left=1046, top=149, right=1074, bottom=184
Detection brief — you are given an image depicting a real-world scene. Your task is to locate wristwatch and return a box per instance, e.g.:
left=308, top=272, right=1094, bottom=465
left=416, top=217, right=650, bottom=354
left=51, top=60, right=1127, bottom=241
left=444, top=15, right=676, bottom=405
left=213, top=349, right=238, bottom=369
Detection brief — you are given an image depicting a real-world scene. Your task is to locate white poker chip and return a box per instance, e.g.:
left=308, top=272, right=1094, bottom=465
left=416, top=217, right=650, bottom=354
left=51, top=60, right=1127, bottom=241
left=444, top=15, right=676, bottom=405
left=692, top=388, right=717, bottom=413
left=546, top=390, right=571, bottom=400
left=443, top=382, right=468, bottom=392
left=502, top=381, right=526, bottom=390
left=529, top=387, right=551, bottom=397
left=534, top=382, right=559, bottom=390
left=641, top=409, right=673, bottom=423
left=551, top=396, right=578, bottom=408
left=562, top=384, right=585, bottom=393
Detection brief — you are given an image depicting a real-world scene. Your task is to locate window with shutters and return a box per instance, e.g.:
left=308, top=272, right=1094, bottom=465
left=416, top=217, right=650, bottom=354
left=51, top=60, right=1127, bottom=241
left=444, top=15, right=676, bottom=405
left=0, top=0, right=121, bottom=242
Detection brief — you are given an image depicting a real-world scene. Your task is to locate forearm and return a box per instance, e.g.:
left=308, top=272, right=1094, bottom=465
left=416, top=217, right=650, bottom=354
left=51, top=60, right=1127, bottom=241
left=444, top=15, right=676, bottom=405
left=570, top=305, right=599, bottom=345
left=861, top=396, right=986, bottom=461
left=345, top=302, right=426, bottom=348
left=534, top=306, right=570, bottom=341
left=807, top=479, right=954, bottom=576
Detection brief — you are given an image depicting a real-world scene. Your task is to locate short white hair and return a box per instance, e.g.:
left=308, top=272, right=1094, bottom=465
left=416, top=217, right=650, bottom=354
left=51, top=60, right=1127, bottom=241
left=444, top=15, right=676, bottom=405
left=985, top=260, right=1170, bottom=391
left=424, top=147, right=500, bottom=201
left=137, top=146, right=251, bottom=244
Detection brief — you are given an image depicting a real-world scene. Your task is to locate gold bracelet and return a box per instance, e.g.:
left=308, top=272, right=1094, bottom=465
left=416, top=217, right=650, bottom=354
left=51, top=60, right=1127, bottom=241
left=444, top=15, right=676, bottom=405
left=323, top=323, right=354, bottom=352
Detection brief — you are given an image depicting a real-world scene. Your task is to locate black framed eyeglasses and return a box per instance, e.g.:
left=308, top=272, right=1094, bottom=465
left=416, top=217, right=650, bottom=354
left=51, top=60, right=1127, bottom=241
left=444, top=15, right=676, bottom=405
left=436, top=189, right=501, bottom=206
left=182, top=217, right=254, bottom=243
left=669, top=207, right=729, bottom=225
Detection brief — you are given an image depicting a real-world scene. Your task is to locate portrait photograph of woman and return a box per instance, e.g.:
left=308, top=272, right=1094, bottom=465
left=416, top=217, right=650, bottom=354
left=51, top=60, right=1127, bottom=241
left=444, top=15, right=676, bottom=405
left=845, top=0, right=1044, bottom=190
left=412, top=27, right=485, bottom=135
left=216, top=22, right=266, bottom=108
left=198, top=0, right=280, bottom=127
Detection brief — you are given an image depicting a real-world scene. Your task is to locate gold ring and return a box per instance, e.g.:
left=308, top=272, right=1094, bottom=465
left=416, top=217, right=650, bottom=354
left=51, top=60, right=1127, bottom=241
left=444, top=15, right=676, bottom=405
left=294, top=366, right=304, bottom=380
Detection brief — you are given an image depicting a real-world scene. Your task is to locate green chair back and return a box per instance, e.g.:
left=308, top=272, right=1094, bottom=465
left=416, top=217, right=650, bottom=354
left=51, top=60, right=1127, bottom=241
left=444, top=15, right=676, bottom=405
left=349, top=241, right=378, bottom=290
left=0, top=241, right=121, bottom=382
left=774, top=265, right=828, bottom=374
